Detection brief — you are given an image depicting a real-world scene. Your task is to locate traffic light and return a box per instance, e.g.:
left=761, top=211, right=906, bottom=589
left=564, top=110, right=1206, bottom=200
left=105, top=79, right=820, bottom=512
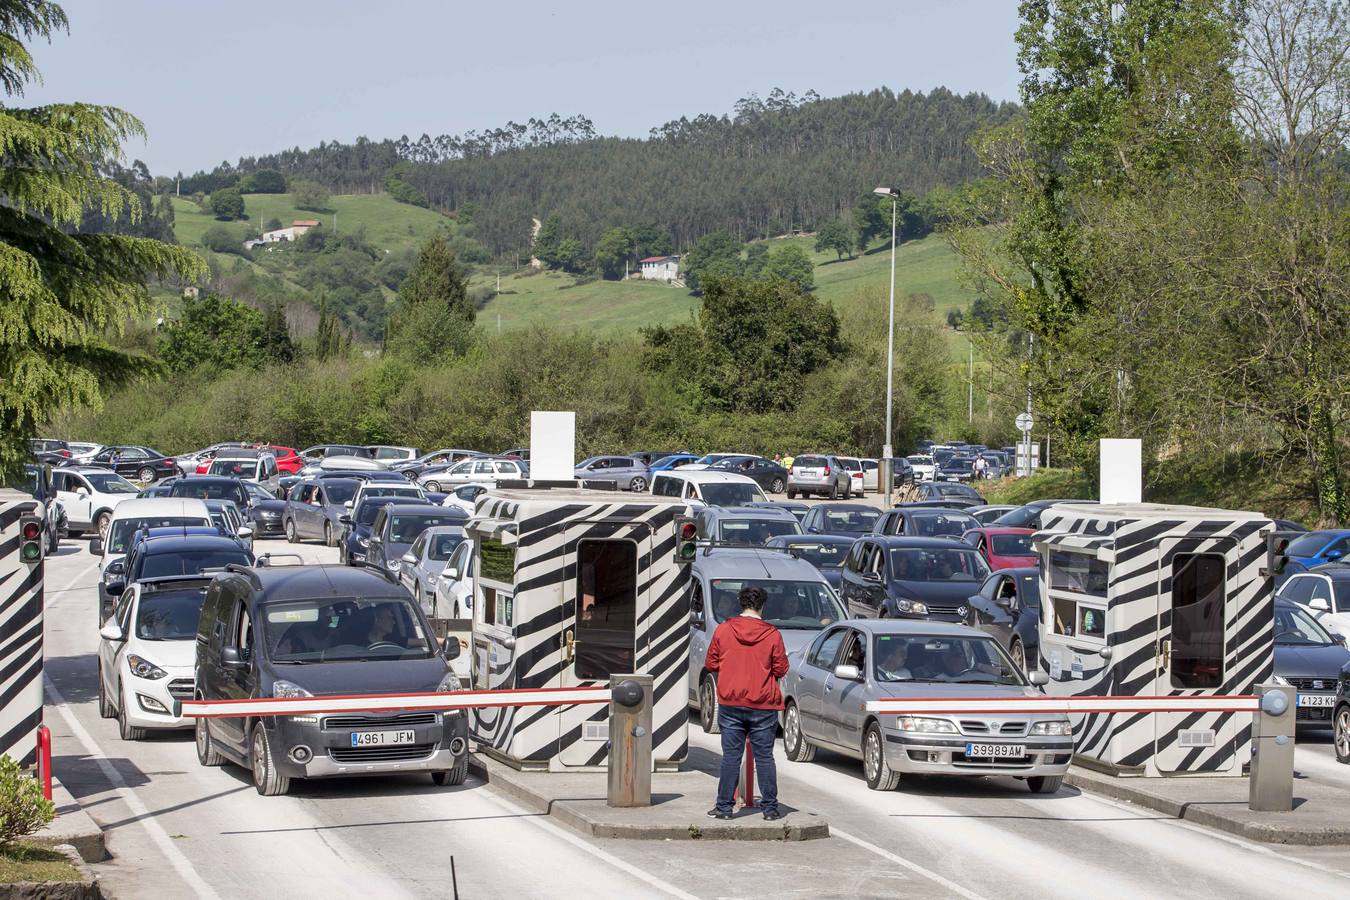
left=19, top=516, right=42, bottom=565
left=674, top=516, right=697, bottom=564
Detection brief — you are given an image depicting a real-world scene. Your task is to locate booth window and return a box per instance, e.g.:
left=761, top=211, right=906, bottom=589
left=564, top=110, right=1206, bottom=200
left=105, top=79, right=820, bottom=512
left=482, top=586, right=513, bottom=628
left=1170, top=553, right=1225, bottom=688
left=575, top=539, right=638, bottom=678
left=1048, top=549, right=1107, bottom=641
left=480, top=538, right=516, bottom=584
left=1049, top=550, right=1109, bottom=598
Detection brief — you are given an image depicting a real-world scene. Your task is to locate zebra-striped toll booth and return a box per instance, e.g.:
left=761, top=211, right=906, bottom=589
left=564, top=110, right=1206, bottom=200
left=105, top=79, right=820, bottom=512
left=1034, top=503, right=1274, bottom=777
left=465, top=489, right=690, bottom=772
left=0, top=489, right=44, bottom=766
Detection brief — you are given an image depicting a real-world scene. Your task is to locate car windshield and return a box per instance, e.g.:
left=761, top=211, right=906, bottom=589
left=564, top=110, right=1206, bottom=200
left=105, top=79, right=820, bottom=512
left=262, top=596, right=434, bottom=663
left=140, top=549, right=250, bottom=578
left=86, top=472, right=137, bottom=494
left=819, top=508, right=880, bottom=534
left=990, top=534, right=1035, bottom=556
left=993, top=506, right=1038, bottom=528
left=320, top=480, right=358, bottom=504
left=244, top=482, right=278, bottom=503
left=786, top=542, right=849, bottom=569
left=171, top=481, right=243, bottom=503
left=934, top=482, right=981, bottom=498
left=1286, top=533, right=1340, bottom=557
left=873, top=634, right=1024, bottom=685
left=363, top=486, right=423, bottom=501
left=429, top=533, right=465, bottom=560
left=890, top=548, right=990, bottom=583
left=708, top=579, right=844, bottom=629
left=1274, top=604, right=1335, bottom=646
left=354, top=500, right=394, bottom=527
left=700, top=483, right=766, bottom=506
left=719, top=519, right=800, bottom=544
left=652, top=455, right=687, bottom=468
left=933, top=448, right=956, bottom=466
left=909, top=512, right=978, bottom=537
left=907, top=455, right=932, bottom=465
left=1335, top=580, right=1350, bottom=612
left=135, top=587, right=208, bottom=640
left=389, top=513, right=460, bottom=543
left=108, top=517, right=207, bottom=554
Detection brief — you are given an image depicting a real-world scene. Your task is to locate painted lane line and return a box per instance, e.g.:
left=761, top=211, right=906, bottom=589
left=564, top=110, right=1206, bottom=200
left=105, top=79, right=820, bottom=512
left=830, top=826, right=990, bottom=900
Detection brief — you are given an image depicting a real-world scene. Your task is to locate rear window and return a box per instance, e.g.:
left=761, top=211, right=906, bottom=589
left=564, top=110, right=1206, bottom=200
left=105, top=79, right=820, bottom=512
left=388, top=514, right=460, bottom=543
left=910, top=513, right=978, bottom=537
left=794, top=456, right=827, bottom=469
left=718, top=518, right=801, bottom=544
left=136, top=588, right=208, bottom=640
left=820, top=508, right=880, bottom=534
left=787, top=542, right=849, bottom=568
left=699, top=482, right=766, bottom=506
left=990, top=533, right=1035, bottom=556
left=840, top=459, right=861, bottom=472
left=109, top=516, right=209, bottom=554
left=171, top=481, right=245, bottom=504
left=1287, top=533, right=1338, bottom=556
left=140, top=549, right=250, bottom=579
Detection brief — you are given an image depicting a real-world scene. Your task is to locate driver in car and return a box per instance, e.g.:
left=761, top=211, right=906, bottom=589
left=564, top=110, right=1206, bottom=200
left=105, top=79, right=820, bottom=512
left=936, top=645, right=970, bottom=680
left=365, top=605, right=399, bottom=645
left=875, top=641, right=912, bottom=681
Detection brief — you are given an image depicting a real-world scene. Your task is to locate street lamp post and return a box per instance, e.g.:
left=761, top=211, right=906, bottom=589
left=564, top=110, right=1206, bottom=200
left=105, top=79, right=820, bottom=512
left=874, top=187, right=899, bottom=506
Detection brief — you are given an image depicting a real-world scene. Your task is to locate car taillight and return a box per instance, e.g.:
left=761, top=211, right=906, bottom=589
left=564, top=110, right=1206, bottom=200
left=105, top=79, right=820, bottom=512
left=56, top=449, right=71, bottom=458
left=823, top=466, right=830, bottom=475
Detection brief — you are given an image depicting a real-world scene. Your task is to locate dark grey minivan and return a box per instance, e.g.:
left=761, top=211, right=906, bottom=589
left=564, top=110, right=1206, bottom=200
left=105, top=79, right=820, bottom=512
left=192, top=563, right=468, bottom=795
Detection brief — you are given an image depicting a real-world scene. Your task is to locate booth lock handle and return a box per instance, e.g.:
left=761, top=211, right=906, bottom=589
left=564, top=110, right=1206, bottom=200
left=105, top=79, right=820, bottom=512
left=1156, top=639, right=1171, bottom=677
left=564, top=629, right=576, bottom=663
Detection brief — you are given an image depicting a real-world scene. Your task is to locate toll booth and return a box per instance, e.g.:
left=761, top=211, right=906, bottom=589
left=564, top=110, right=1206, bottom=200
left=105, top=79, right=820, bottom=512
left=1034, top=503, right=1274, bottom=777
left=465, top=489, right=690, bottom=772
left=0, top=489, right=44, bottom=765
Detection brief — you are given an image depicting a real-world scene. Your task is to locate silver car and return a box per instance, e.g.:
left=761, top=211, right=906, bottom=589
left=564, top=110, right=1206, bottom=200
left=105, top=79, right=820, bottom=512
left=574, top=456, right=651, bottom=492
left=283, top=477, right=360, bottom=546
left=787, top=454, right=852, bottom=500
left=781, top=620, right=1072, bottom=793
left=398, top=525, right=468, bottom=613
left=687, top=548, right=846, bottom=733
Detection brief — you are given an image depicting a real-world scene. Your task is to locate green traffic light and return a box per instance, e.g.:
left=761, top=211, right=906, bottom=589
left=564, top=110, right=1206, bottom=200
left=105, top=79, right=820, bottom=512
left=679, top=543, right=696, bottom=560
left=21, top=543, right=40, bottom=561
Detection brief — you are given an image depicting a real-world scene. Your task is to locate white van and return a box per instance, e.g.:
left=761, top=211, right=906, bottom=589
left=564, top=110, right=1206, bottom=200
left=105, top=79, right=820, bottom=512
left=649, top=470, right=767, bottom=511
left=93, top=497, right=212, bottom=617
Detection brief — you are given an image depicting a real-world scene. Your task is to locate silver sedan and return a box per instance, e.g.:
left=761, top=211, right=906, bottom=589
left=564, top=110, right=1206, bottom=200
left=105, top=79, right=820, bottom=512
left=781, top=620, right=1073, bottom=793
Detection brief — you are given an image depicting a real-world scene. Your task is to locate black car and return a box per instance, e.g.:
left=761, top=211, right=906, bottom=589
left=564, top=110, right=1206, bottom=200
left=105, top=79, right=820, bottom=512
left=872, top=507, right=980, bottom=539
left=367, top=503, right=468, bottom=576
left=993, top=499, right=1096, bottom=530
left=936, top=454, right=977, bottom=482
left=964, top=567, right=1041, bottom=673
left=88, top=445, right=180, bottom=482
left=1272, top=598, right=1350, bottom=727
left=240, top=482, right=287, bottom=538
left=192, top=563, right=467, bottom=795
left=764, top=534, right=854, bottom=589
left=800, top=502, right=881, bottom=538
left=708, top=455, right=790, bottom=494
left=911, top=481, right=987, bottom=505
left=340, top=497, right=448, bottom=566
left=838, top=535, right=991, bottom=621
left=102, top=528, right=254, bottom=622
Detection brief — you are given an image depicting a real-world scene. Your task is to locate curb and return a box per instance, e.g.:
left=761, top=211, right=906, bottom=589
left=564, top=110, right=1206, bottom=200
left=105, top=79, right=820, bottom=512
left=1064, top=770, right=1350, bottom=846
left=469, top=755, right=829, bottom=841
left=30, top=780, right=106, bottom=864
left=0, top=844, right=103, bottom=899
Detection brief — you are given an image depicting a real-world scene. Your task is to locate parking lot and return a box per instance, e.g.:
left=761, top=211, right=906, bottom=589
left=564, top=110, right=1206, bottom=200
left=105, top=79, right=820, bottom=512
left=40, top=526, right=1350, bottom=899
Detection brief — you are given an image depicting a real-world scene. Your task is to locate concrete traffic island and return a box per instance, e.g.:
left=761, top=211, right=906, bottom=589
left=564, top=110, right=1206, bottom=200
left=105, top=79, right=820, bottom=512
left=1067, top=766, right=1350, bottom=845
left=469, top=754, right=830, bottom=841
left=30, top=779, right=106, bottom=863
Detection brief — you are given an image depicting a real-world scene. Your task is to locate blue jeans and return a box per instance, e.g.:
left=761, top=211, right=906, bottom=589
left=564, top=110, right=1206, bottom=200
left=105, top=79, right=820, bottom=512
left=715, top=706, right=779, bottom=814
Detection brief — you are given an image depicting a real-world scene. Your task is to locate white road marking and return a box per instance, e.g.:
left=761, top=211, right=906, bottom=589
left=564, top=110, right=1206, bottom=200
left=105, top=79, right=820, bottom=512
left=830, top=826, right=990, bottom=900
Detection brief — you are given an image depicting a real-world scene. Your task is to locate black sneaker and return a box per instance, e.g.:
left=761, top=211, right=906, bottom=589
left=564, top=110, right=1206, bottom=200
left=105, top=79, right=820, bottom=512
left=762, top=809, right=783, bottom=821
left=706, top=809, right=733, bottom=820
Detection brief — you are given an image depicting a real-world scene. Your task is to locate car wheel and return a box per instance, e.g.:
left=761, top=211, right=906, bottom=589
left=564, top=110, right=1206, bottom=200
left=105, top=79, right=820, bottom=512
left=699, top=675, right=721, bottom=735
left=425, top=481, right=441, bottom=492
left=1011, top=639, right=1028, bottom=674
left=196, top=714, right=226, bottom=767
left=843, top=483, right=852, bottom=500
left=96, top=662, right=115, bottom=719
left=250, top=723, right=290, bottom=796
left=630, top=476, right=647, bottom=493
left=432, top=751, right=469, bottom=786
left=828, top=483, right=838, bottom=500
left=783, top=702, right=816, bottom=763
left=285, top=518, right=298, bottom=543
left=95, top=511, right=112, bottom=541
left=787, top=488, right=796, bottom=500
left=770, top=477, right=785, bottom=494
left=324, top=522, right=334, bottom=547
left=863, top=722, right=901, bottom=791
left=117, top=682, right=146, bottom=741
left=1027, top=775, right=1064, bottom=795
left=137, top=466, right=155, bottom=483
left=414, top=584, right=424, bottom=609
left=1335, top=707, right=1350, bottom=764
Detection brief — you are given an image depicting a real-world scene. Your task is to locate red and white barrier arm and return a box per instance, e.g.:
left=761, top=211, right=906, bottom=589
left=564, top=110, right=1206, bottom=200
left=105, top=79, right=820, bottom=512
left=180, top=685, right=613, bottom=719
left=864, top=695, right=1261, bottom=715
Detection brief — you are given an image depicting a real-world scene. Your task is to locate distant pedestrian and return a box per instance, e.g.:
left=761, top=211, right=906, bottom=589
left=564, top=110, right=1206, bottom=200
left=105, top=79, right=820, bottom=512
left=705, top=586, right=788, bottom=821
left=973, top=456, right=989, bottom=479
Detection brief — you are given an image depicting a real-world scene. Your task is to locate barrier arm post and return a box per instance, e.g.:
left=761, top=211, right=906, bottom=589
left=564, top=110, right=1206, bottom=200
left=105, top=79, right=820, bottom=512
left=36, top=724, right=52, bottom=801
left=607, top=676, right=652, bottom=808
left=1249, top=683, right=1295, bottom=812
left=737, top=737, right=756, bottom=809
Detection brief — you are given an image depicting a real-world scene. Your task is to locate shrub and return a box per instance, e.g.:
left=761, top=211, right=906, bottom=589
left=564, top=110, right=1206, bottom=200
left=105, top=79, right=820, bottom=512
left=0, top=756, right=54, bottom=848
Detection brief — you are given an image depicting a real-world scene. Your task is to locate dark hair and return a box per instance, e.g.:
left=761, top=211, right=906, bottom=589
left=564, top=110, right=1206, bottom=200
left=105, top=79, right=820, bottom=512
left=739, top=586, right=767, bottom=612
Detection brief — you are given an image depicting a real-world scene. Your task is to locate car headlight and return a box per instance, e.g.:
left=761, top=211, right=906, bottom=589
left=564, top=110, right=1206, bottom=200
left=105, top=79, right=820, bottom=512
left=127, top=654, right=167, bottom=680
left=387, top=559, right=400, bottom=572
left=437, top=672, right=463, bottom=693
left=1270, top=674, right=1290, bottom=687
left=272, top=680, right=312, bottom=699
left=357, top=537, right=369, bottom=548
left=261, top=511, right=280, bottom=520
left=896, top=715, right=957, bottom=733
left=1030, top=720, right=1073, bottom=736
left=894, top=599, right=929, bottom=615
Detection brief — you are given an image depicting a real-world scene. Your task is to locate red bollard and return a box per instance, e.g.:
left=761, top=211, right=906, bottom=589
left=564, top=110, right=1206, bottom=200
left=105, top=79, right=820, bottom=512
left=36, top=725, right=52, bottom=802
left=737, top=736, right=756, bottom=808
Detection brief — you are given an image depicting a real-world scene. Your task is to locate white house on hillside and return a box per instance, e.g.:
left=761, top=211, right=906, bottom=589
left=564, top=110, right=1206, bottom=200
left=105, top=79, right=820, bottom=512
left=639, top=254, right=680, bottom=282
left=259, top=219, right=322, bottom=244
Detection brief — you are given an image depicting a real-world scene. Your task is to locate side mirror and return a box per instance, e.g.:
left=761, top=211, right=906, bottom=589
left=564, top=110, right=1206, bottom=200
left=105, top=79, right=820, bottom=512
left=339, top=515, right=352, bottom=525
left=1311, top=597, right=1331, bottom=612
left=1028, top=671, right=1049, bottom=686
left=807, top=526, right=821, bottom=534
left=75, top=487, right=89, bottom=498
left=106, top=579, right=126, bottom=597
left=994, top=594, right=1012, bottom=607
left=107, top=560, right=126, bottom=576
left=99, top=623, right=125, bottom=642
left=220, top=646, right=248, bottom=670
left=402, top=552, right=417, bottom=564
left=441, top=637, right=461, bottom=661
left=344, top=500, right=353, bottom=508
left=1327, top=550, right=1345, bottom=562
left=444, top=567, right=460, bottom=581
left=1330, top=632, right=1346, bottom=644
left=90, top=537, right=104, bottom=555
left=237, top=526, right=254, bottom=538
left=862, top=570, right=882, bottom=583
left=832, top=663, right=861, bottom=681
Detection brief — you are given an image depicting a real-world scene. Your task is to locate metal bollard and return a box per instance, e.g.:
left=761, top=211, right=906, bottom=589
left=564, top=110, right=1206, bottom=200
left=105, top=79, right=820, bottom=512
left=607, top=675, right=652, bottom=808
left=1249, top=683, right=1295, bottom=812
left=736, top=737, right=756, bottom=809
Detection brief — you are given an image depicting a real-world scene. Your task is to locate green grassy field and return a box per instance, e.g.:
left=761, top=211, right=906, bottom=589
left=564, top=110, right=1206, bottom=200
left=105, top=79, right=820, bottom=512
left=170, top=193, right=450, bottom=252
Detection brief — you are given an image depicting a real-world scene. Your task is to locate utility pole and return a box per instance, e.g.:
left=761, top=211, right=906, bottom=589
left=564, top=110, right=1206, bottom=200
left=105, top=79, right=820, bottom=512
left=968, top=338, right=974, bottom=425
left=873, top=187, right=899, bottom=507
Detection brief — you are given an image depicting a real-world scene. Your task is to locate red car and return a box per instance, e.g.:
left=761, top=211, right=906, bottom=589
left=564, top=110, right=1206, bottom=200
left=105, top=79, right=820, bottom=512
left=269, top=445, right=304, bottom=474
left=962, top=527, right=1038, bottom=570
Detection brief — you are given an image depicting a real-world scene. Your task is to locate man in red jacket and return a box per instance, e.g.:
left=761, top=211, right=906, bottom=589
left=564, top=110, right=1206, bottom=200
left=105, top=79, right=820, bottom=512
left=705, top=586, right=788, bottom=820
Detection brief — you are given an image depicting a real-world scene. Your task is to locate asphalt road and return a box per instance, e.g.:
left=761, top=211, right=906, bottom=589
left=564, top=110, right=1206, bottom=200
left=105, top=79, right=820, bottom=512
left=42, top=532, right=1350, bottom=899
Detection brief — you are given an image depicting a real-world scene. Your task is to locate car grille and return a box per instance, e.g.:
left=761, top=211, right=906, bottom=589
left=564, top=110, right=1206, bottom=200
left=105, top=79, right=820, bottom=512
left=950, top=758, right=1035, bottom=770
left=959, top=720, right=1029, bottom=737
left=1282, top=677, right=1336, bottom=691
left=328, top=743, right=436, bottom=764
left=321, top=712, right=439, bottom=730
left=167, top=678, right=194, bottom=700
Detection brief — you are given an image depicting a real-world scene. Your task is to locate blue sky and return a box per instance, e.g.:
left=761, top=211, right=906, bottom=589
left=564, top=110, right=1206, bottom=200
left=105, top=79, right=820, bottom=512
left=24, top=1, right=1022, bottom=175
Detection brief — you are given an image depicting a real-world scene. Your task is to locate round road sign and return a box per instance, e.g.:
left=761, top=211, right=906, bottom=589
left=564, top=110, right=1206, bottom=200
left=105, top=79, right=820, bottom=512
left=1015, top=412, right=1034, bottom=432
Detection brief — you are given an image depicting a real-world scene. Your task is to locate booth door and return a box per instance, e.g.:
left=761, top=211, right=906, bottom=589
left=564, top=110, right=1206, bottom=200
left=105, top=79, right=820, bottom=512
left=1154, top=537, right=1238, bottom=773
left=558, top=532, right=646, bottom=767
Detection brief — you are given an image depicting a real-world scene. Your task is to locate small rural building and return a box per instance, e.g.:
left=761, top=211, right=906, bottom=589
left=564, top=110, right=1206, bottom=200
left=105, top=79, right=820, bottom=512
left=639, top=255, right=680, bottom=282
left=259, top=219, right=322, bottom=244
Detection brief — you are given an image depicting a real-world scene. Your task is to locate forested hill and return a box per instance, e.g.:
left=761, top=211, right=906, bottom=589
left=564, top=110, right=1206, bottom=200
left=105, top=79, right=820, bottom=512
left=175, top=87, right=1018, bottom=255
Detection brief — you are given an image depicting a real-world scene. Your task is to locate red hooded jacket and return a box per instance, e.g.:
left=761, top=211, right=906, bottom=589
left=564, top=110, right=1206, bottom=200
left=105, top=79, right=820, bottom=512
left=705, top=615, right=789, bottom=710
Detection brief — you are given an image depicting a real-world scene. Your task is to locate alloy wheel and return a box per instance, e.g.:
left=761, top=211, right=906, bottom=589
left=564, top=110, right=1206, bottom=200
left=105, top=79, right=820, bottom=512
left=630, top=477, right=647, bottom=493
left=786, top=705, right=801, bottom=751
left=252, top=728, right=267, bottom=787
left=1011, top=640, right=1027, bottom=674
left=864, top=729, right=881, bottom=781
left=1336, top=709, right=1350, bottom=762
left=770, top=478, right=785, bottom=494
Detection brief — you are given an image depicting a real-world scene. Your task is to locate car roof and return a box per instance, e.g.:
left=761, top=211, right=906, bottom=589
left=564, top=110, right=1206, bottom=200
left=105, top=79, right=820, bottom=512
left=870, top=535, right=976, bottom=549
left=376, top=501, right=466, bottom=517
left=811, top=502, right=876, bottom=512
left=692, top=547, right=828, bottom=582
left=175, top=475, right=243, bottom=486
left=420, top=524, right=466, bottom=535
left=767, top=534, right=855, bottom=546
left=654, top=470, right=759, bottom=484
left=967, top=526, right=1035, bottom=536
left=110, top=497, right=211, bottom=519
left=701, top=505, right=798, bottom=521
left=236, top=563, right=404, bottom=604
left=1307, top=563, right=1350, bottom=578
left=137, top=532, right=244, bottom=553
left=846, top=618, right=991, bottom=639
